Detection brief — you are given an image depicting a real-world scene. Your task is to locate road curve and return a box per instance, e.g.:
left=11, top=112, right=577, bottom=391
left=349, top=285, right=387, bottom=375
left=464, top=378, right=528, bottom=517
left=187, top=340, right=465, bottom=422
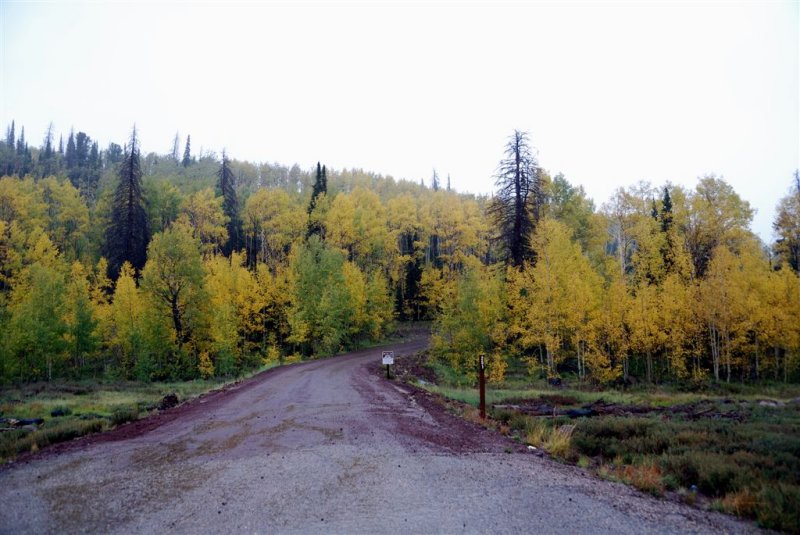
left=0, top=335, right=759, bottom=534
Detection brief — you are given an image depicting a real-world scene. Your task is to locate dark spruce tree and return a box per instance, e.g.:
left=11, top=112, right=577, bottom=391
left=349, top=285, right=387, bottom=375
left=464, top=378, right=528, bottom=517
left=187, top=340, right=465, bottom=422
left=39, top=122, right=57, bottom=177
left=5, top=120, right=14, bottom=147
left=104, top=127, right=150, bottom=279
left=659, top=186, right=676, bottom=274
left=306, top=162, right=327, bottom=238
left=106, top=142, right=124, bottom=167
left=182, top=135, right=192, bottom=167
left=488, top=130, right=542, bottom=267
left=218, top=151, right=244, bottom=255
left=65, top=130, right=77, bottom=173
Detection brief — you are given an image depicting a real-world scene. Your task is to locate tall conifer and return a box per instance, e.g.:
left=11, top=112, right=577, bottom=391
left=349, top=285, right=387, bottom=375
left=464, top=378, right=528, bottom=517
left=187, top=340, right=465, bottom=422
left=104, top=127, right=150, bottom=279
left=182, top=135, right=192, bottom=167
left=217, top=151, right=243, bottom=255
left=306, top=162, right=327, bottom=238
left=488, top=130, right=542, bottom=267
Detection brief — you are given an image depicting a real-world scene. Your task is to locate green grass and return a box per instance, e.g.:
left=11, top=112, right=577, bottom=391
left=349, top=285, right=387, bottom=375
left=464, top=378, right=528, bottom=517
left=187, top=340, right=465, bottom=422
left=424, top=379, right=800, bottom=410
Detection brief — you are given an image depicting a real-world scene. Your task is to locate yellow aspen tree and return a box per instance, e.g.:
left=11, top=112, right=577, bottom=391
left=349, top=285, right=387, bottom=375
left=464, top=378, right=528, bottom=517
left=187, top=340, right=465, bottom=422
left=432, top=258, right=505, bottom=380
left=658, top=273, right=696, bottom=379
left=109, top=262, right=146, bottom=376
left=243, top=188, right=305, bottom=269
left=63, top=261, right=99, bottom=373
left=140, top=222, right=206, bottom=377
left=592, top=266, right=628, bottom=382
left=769, top=267, right=800, bottom=380
left=204, top=253, right=244, bottom=374
left=698, top=245, right=749, bottom=382
left=508, top=218, right=600, bottom=379
left=39, top=177, right=90, bottom=261
left=180, top=188, right=228, bottom=256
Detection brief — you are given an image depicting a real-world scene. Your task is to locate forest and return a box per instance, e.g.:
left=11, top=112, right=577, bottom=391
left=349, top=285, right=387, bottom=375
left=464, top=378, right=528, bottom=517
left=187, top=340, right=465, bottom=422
left=0, top=121, right=799, bottom=386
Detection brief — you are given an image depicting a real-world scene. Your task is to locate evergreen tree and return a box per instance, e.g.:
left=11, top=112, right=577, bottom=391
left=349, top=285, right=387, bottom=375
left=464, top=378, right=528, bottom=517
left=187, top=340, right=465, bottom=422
left=58, top=134, right=64, bottom=155
left=106, top=142, right=124, bottom=167
left=432, top=169, right=440, bottom=191
left=306, top=162, right=327, bottom=238
left=659, top=186, right=676, bottom=274
left=15, top=126, right=25, bottom=155
left=488, top=130, right=542, bottom=267
left=447, top=174, right=451, bottom=192
left=39, top=122, right=56, bottom=177
left=65, top=130, right=77, bottom=173
left=660, top=187, right=673, bottom=233
left=217, top=152, right=243, bottom=255
left=5, top=120, right=14, bottom=147
left=182, top=135, right=192, bottom=167
left=104, top=127, right=150, bottom=279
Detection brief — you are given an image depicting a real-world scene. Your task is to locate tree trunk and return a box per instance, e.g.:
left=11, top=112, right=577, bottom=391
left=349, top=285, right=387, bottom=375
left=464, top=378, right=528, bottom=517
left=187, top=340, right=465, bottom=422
left=724, top=329, right=731, bottom=383
left=171, top=293, right=184, bottom=347
left=754, top=338, right=759, bottom=380
left=623, top=354, right=629, bottom=382
left=710, top=325, right=720, bottom=381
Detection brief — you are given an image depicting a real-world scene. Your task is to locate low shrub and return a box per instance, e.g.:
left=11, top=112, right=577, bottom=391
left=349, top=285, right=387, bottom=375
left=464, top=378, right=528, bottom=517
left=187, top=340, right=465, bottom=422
left=110, top=405, right=139, bottom=426
left=0, top=419, right=105, bottom=460
left=620, top=462, right=664, bottom=496
left=756, top=483, right=800, bottom=533
left=545, top=424, right=574, bottom=458
left=662, top=452, right=739, bottom=497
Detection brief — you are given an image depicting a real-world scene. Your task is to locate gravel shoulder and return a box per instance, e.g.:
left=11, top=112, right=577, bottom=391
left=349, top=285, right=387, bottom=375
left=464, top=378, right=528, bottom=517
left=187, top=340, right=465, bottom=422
left=0, top=335, right=763, bottom=534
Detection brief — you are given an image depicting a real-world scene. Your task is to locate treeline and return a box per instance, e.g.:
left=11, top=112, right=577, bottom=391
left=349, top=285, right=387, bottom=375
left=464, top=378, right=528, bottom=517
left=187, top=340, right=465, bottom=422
left=0, top=122, right=798, bottom=385
left=432, top=132, right=800, bottom=385
left=0, top=122, right=479, bottom=382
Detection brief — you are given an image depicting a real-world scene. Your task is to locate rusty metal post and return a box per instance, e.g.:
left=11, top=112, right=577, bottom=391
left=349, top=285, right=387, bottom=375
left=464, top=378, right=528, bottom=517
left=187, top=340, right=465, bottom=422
left=479, top=354, right=486, bottom=420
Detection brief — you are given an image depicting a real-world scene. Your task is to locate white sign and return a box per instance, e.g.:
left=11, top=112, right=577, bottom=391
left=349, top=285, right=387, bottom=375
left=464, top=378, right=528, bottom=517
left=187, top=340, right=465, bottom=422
left=382, top=351, right=394, bottom=366
left=480, top=354, right=485, bottom=370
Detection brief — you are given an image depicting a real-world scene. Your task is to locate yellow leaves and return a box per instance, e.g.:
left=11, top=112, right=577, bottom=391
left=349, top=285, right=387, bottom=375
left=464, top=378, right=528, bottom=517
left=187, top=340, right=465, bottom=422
left=25, top=229, right=60, bottom=268
left=486, top=351, right=508, bottom=384
left=431, top=262, right=505, bottom=377
left=509, top=218, right=601, bottom=377
left=109, top=262, right=145, bottom=369
left=243, top=188, right=305, bottom=267
left=325, top=187, right=388, bottom=269
left=204, top=251, right=271, bottom=361
left=198, top=351, right=215, bottom=379
left=342, top=261, right=367, bottom=335
left=181, top=188, right=228, bottom=255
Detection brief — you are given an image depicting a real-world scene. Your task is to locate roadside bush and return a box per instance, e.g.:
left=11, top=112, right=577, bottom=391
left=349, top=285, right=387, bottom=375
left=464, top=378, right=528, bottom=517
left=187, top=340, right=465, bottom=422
left=620, top=462, right=664, bottom=496
left=0, top=419, right=105, bottom=460
left=110, top=405, right=139, bottom=426
left=572, top=417, right=657, bottom=458
left=756, top=483, right=800, bottom=533
left=662, top=452, right=739, bottom=497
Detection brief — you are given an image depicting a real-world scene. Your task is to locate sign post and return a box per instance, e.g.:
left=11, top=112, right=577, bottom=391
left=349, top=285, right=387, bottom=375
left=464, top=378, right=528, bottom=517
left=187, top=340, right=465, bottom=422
left=382, top=351, right=394, bottom=379
left=479, top=354, right=486, bottom=420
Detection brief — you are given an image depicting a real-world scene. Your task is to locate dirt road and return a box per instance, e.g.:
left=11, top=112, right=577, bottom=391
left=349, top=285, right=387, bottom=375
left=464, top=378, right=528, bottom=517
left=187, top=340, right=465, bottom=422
left=0, top=336, right=758, bottom=534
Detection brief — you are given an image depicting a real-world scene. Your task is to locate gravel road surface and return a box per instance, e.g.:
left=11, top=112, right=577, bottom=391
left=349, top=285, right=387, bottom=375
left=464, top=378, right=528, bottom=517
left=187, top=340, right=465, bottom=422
left=0, top=335, right=761, bottom=534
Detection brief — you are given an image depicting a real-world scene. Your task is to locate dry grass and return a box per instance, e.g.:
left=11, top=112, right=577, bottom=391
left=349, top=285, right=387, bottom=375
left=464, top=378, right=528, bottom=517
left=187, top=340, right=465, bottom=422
left=719, top=490, right=759, bottom=518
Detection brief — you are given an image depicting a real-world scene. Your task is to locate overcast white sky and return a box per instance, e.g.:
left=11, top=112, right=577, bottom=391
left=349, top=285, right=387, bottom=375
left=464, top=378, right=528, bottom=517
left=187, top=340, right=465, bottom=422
left=1, top=1, right=797, bottom=240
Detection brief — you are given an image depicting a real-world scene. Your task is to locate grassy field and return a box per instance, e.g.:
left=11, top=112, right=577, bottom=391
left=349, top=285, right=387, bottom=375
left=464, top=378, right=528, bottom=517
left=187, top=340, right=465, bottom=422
left=414, top=359, right=800, bottom=533
left=0, top=366, right=279, bottom=464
